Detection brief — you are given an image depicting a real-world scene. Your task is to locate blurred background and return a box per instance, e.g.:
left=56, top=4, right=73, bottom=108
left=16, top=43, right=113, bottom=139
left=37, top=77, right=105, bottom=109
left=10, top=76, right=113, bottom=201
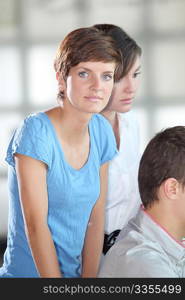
left=0, top=0, right=185, bottom=265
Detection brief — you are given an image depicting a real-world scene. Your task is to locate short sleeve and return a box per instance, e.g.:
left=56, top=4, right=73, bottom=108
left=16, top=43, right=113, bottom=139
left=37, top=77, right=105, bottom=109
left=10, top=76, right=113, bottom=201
left=91, top=114, right=118, bottom=165
left=5, top=113, right=52, bottom=169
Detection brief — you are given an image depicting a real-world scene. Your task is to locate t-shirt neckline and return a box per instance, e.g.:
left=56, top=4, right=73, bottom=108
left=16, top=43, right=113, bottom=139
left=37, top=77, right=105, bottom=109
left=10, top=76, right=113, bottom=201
left=40, top=111, right=93, bottom=172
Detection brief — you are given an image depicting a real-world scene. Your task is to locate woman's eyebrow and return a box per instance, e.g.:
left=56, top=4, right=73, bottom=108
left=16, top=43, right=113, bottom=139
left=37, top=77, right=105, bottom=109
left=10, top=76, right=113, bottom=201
left=135, top=65, right=141, bottom=71
left=76, top=66, right=114, bottom=73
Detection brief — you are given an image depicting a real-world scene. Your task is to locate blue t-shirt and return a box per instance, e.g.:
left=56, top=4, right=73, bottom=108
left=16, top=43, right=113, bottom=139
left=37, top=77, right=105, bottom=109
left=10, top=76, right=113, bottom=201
left=0, top=112, right=117, bottom=278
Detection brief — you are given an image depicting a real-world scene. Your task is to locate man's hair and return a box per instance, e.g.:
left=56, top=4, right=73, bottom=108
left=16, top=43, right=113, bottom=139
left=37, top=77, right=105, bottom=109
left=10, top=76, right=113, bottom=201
left=138, top=126, right=185, bottom=208
left=93, top=23, right=142, bottom=81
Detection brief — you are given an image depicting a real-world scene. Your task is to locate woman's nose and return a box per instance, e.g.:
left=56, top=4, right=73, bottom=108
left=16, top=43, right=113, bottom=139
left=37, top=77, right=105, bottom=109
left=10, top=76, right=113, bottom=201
left=125, top=78, right=136, bottom=92
left=90, top=76, right=102, bottom=91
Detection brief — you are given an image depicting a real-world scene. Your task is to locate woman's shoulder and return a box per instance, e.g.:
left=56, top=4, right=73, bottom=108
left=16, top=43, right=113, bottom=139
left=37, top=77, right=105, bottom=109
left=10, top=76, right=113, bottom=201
left=90, top=114, right=118, bottom=164
left=11, top=111, right=51, bottom=150
left=91, top=113, right=113, bottom=132
left=90, top=113, right=116, bottom=142
left=119, top=110, right=138, bottom=125
left=119, top=111, right=140, bottom=135
left=23, top=111, right=48, bottom=127
left=16, top=111, right=51, bottom=138
left=6, top=111, right=52, bottom=168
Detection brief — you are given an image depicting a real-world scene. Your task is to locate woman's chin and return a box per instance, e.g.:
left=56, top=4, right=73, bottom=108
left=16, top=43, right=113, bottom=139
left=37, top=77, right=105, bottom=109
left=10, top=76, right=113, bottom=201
left=118, top=104, right=132, bottom=113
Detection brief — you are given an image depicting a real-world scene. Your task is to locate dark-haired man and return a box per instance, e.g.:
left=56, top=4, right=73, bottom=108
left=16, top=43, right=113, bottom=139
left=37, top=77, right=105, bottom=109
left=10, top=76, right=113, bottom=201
left=99, top=126, right=185, bottom=277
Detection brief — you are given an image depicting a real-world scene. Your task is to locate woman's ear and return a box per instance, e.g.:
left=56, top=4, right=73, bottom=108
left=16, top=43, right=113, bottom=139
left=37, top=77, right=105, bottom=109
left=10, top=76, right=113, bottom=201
left=56, top=72, right=66, bottom=91
left=163, top=178, right=179, bottom=200
left=56, top=71, right=60, bottom=81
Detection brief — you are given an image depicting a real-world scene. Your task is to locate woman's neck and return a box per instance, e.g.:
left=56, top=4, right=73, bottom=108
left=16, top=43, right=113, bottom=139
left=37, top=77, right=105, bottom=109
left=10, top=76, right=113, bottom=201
left=101, top=110, right=117, bottom=127
left=46, top=106, right=91, bottom=145
left=101, top=110, right=120, bottom=149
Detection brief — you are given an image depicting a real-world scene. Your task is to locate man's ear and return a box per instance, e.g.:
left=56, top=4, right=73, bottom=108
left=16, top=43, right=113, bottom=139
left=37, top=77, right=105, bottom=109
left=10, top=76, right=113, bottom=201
left=163, top=178, right=179, bottom=199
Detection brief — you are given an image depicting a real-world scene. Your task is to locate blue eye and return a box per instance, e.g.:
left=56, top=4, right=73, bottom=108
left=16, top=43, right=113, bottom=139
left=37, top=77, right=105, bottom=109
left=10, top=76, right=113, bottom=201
left=103, top=74, right=113, bottom=81
left=78, top=71, right=88, bottom=78
left=133, top=72, right=141, bottom=78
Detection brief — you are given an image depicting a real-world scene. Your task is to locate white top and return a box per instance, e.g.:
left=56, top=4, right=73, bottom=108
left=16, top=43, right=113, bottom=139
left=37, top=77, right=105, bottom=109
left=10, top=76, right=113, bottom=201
left=99, top=208, right=185, bottom=278
left=105, top=111, right=141, bottom=234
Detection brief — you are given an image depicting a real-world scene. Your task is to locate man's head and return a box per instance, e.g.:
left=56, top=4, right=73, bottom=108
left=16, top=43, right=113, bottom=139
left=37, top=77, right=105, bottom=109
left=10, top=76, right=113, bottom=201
left=138, top=126, right=185, bottom=209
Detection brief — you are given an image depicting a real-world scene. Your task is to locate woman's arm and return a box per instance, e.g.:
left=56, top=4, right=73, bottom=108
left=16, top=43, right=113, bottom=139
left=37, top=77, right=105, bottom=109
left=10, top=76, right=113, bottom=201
left=15, top=153, right=62, bottom=278
left=81, top=162, right=108, bottom=277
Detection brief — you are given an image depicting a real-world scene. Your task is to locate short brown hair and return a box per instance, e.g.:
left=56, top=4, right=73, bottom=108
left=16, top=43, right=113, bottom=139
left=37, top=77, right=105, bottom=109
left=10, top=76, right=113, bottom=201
left=138, top=126, right=185, bottom=209
left=54, top=27, right=121, bottom=80
left=93, top=24, right=142, bottom=81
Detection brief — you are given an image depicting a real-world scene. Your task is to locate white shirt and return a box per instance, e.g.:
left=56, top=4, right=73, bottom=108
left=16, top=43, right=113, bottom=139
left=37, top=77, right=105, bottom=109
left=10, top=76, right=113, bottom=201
left=99, top=208, right=185, bottom=277
left=105, top=111, right=141, bottom=234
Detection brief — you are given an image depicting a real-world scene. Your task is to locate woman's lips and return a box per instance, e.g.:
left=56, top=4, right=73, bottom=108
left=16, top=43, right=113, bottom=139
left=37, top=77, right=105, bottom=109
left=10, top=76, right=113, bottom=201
left=84, top=96, right=102, bottom=102
left=120, top=98, right=132, bottom=104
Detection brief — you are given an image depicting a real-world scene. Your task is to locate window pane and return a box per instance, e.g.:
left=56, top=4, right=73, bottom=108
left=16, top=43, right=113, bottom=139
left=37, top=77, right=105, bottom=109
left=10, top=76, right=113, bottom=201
left=0, top=0, right=18, bottom=39
left=151, top=0, right=185, bottom=31
left=0, top=179, right=9, bottom=237
left=132, top=107, right=148, bottom=154
left=154, top=107, right=185, bottom=133
left=24, top=0, right=78, bottom=38
left=27, top=46, right=58, bottom=106
left=0, top=48, right=22, bottom=106
left=88, top=0, right=143, bottom=33
left=152, top=42, right=185, bottom=98
left=0, top=113, right=21, bottom=173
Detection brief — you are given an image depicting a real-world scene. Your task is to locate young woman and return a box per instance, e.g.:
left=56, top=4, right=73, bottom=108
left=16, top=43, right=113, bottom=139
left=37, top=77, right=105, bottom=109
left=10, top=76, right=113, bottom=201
left=93, top=24, right=142, bottom=255
left=0, top=27, right=121, bottom=278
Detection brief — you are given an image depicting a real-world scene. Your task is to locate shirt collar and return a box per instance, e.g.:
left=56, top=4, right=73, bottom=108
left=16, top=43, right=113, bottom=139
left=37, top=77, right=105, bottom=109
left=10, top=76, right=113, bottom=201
left=136, top=206, right=185, bottom=261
